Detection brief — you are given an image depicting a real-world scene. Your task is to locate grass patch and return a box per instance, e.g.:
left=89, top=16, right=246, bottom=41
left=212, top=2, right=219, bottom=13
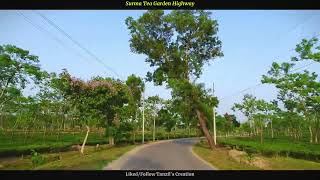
left=0, top=144, right=136, bottom=170
left=262, top=156, right=320, bottom=170
left=193, top=141, right=260, bottom=170
left=194, top=139, right=320, bottom=170
left=218, top=136, right=320, bottom=162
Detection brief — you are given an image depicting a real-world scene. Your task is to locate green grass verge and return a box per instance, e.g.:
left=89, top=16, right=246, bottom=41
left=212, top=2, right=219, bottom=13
left=262, top=156, right=320, bottom=170
left=0, top=144, right=136, bottom=170
left=193, top=141, right=320, bottom=170
left=218, top=136, right=320, bottom=162
left=193, top=142, right=260, bottom=170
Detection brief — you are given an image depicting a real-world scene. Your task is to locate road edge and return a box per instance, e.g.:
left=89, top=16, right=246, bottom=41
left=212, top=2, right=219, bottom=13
left=190, top=145, right=218, bottom=170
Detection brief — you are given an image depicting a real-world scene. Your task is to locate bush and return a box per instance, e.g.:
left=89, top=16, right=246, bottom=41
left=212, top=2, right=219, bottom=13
left=30, top=150, right=45, bottom=167
left=245, top=152, right=254, bottom=163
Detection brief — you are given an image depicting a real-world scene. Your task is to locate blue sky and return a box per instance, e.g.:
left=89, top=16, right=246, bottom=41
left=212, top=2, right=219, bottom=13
left=0, top=10, right=319, bottom=122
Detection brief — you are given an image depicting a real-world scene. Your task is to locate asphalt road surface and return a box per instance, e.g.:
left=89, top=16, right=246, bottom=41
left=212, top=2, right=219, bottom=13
left=104, top=137, right=215, bottom=170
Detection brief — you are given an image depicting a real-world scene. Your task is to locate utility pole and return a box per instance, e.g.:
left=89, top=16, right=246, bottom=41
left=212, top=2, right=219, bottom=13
left=142, top=90, right=145, bottom=144
left=152, top=99, right=158, bottom=141
left=153, top=116, right=155, bottom=141
left=212, top=82, right=217, bottom=145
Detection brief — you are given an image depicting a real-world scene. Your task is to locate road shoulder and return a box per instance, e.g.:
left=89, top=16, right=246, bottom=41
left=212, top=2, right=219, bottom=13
left=190, top=146, right=218, bottom=170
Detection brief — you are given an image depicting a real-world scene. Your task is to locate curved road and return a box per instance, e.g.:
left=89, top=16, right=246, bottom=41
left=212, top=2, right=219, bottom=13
left=104, top=138, right=215, bottom=170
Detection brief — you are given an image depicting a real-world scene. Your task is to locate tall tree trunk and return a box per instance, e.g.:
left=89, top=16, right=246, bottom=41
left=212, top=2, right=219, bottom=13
left=109, top=136, right=114, bottom=146
left=249, top=119, right=253, bottom=137
left=110, top=136, right=114, bottom=145
left=10, top=129, right=14, bottom=142
left=133, top=131, right=135, bottom=144
left=196, top=109, right=215, bottom=150
left=10, top=118, right=19, bottom=142
left=63, top=119, right=66, bottom=131
left=0, top=114, right=3, bottom=129
left=43, top=125, right=46, bottom=143
left=315, top=119, right=319, bottom=144
left=271, top=120, right=274, bottom=139
left=309, top=126, right=313, bottom=143
left=80, top=126, right=90, bottom=154
left=315, top=127, right=318, bottom=144
left=56, top=127, right=60, bottom=141
left=260, top=124, right=263, bottom=144
left=23, top=127, right=28, bottom=144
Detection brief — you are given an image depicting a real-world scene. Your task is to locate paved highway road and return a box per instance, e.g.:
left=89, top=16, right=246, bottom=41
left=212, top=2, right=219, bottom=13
left=104, top=138, right=215, bottom=170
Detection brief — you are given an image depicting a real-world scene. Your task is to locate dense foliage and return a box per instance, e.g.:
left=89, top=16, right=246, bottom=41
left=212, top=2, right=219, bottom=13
left=126, top=10, right=222, bottom=149
left=0, top=43, right=200, bottom=155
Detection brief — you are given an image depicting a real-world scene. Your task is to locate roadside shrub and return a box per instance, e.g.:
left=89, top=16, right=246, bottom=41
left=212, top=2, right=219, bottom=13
left=30, top=150, right=45, bottom=167
left=245, top=152, right=254, bottom=163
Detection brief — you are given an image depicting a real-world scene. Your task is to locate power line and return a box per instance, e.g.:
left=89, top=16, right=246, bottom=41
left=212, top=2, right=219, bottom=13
left=220, top=61, right=316, bottom=101
left=16, top=11, right=91, bottom=67
left=219, top=13, right=318, bottom=103
left=33, top=11, right=123, bottom=80
left=276, top=13, right=318, bottom=42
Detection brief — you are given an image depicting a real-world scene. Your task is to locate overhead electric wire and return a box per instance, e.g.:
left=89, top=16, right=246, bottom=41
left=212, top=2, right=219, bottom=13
left=33, top=11, right=123, bottom=80
left=275, top=13, right=319, bottom=41
left=220, top=61, right=316, bottom=101
left=219, top=14, right=319, bottom=102
left=16, top=11, right=92, bottom=67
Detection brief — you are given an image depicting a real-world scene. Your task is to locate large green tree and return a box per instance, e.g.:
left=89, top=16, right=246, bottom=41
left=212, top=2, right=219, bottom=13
left=0, top=45, right=48, bottom=128
left=59, top=72, right=129, bottom=150
left=125, top=10, right=223, bottom=149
